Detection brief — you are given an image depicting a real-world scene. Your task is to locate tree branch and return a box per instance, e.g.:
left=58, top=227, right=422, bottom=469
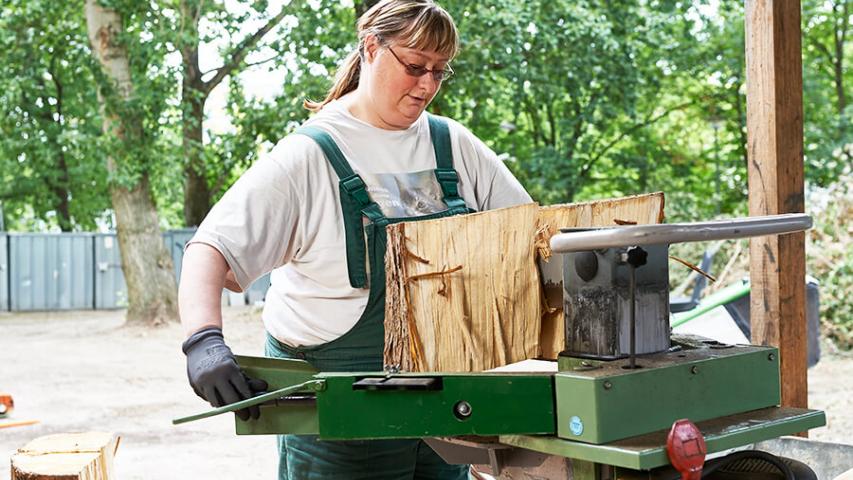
left=570, top=89, right=602, bottom=159
left=202, top=7, right=290, bottom=95
left=809, top=35, right=835, bottom=70
left=836, top=0, right=849, bottom=45
left=241, top=55, right=280, bottom=71
left=580, top=101, right=693, bottom=178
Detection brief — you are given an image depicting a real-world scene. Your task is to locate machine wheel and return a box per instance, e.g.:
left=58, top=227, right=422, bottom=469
left=702, top=450, right=817, bottom=480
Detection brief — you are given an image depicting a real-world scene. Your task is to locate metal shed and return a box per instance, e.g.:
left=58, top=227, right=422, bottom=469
left=9, top=233, right=95, bottom=311
left=0, top=235, right=8, bottom=311
left=94, top=233, right=127, bottom=309
left=163, top=229, right=197, bottom=283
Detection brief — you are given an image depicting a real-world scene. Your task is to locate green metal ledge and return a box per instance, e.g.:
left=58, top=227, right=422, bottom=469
left=500, top=407, right=826, bottom=470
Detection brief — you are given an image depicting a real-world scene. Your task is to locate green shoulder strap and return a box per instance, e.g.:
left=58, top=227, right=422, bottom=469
left=295, top=126, right=386, bottom=288
left=427, top=115, right=468, bottom=211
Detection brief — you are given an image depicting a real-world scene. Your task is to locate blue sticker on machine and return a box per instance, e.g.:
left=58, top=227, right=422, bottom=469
left=569, top=416, right=584, bottom=436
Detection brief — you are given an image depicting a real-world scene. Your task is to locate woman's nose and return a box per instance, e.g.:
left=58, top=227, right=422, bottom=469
left=417, top=72, right=439, bottom=94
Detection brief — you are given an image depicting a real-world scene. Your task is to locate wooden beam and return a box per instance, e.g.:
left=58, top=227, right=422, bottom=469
left=745, top=0, right=807, bottom=409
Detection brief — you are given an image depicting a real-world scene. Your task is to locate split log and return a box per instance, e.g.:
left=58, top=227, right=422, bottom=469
left=384, top=193, right=665, bottom=372
left=11, top=432, right=120, bottom=480
left=385, top=203, right=541, bottom=372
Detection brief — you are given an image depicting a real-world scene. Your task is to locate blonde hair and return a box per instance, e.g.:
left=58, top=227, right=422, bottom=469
left=304, top=0, right=459, bottom=112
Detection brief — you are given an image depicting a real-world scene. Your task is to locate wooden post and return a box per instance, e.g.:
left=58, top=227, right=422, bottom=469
left=745, top=0, right=807, bottom=409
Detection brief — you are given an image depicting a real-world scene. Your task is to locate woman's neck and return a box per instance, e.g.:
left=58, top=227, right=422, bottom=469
left=344, top=88, right=407, bottom=131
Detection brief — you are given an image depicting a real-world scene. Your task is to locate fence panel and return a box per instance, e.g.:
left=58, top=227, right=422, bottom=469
left=164, top=229, right=197, bottom=284
left=3, top=230, right=269, bottom=311
left=0, top=235, right=8, bottom=311
left=246, top=274, right=271, bottom=305
left=10, top=234, right=94, bottom=310
left=94, top=234, right=127, bottom=309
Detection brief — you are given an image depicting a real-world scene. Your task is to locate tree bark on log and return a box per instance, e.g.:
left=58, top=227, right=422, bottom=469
left=85, top=1, right=178, bottom=326
left=384, top=193, right=665, bottom=372
left=11, top=432, right=119, bottom=480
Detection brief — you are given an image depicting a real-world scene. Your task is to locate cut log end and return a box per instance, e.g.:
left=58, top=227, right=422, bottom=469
left=11, top=432, right=120, bottom=480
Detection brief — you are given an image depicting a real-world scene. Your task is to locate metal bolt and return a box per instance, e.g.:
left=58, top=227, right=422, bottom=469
left=690, top=366, right=699, bottom=375
left=454, top=401, right=472, bottom=419
left=384, top=364, right=400, bottom=374
left=603, top=381, right=613, bottom=390
left=768, top=353, right=776, bottom=361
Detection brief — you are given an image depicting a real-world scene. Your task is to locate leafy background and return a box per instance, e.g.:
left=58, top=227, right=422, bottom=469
left=0, top=0, right=850, bottom=344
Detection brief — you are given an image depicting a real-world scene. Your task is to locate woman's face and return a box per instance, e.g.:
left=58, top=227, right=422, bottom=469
left=359, top=35, right=451, bottom=130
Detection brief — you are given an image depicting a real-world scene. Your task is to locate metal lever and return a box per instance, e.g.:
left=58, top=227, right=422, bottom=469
left=550, top=213, right=812, bottom=253
left=172, top=379, right=325, bottom=425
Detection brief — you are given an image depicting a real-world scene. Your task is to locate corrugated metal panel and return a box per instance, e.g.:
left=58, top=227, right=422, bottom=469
left=94, top=233, right=127, bottom=309
left=246, top=273, right=271, bottom=305
left=164, top=229, right=197, bottom=283
left=0, top=235, right=8, bottom=311
left=6, top=229, right=269, bottom=311
left=10, top=234, right=94, bottom=311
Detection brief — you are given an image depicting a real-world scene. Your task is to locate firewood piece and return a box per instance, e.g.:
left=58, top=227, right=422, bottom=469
left=11, top=432, right=120, bottom=480
left=385, top=203, right=542, bottom=372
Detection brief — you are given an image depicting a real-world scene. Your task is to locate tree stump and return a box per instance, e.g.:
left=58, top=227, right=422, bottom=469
left=384, top=193, right=665, bottom=372
left=10, top=432, right=120, bottom=480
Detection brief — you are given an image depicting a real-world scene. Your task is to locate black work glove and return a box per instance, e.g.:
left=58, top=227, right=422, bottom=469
left=182, top=326, right=268, bottom=421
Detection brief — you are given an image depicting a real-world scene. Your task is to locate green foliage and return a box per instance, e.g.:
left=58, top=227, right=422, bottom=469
left=808, top=170, right=853, bottom=349
left=801, top=0, right=853, bottom=187
left=0, top=0, right=108, bottom=230
left=91, top=0, right=179, bottom=188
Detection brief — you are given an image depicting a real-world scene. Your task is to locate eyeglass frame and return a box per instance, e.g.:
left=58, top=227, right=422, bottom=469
left=377, top=39, right=454, bottom=83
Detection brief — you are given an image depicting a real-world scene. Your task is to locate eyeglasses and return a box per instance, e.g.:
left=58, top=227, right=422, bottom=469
left=383, top=44, right=454, bottom=83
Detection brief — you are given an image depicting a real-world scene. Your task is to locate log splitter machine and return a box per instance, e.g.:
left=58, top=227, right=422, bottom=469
left=175, top=213, right=825, bottom=479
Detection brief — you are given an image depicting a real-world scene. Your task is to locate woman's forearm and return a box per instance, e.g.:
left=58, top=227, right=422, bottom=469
left=179, top=243, right=230, bottom=337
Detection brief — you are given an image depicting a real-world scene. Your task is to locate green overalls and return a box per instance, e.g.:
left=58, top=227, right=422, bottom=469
left=265, top=115, right=471, bottom=480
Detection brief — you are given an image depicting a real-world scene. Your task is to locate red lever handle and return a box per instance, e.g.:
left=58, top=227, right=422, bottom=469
left=666, top=419, right=707, bottom=480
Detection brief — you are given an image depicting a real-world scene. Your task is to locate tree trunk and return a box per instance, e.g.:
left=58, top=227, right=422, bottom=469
left=85, top=0, right=178, bottom=326
left=180, top=0, right=212, bottom=228
left=178, top=0, right=290, bottom=227
left=32, top=67, right=73, bottom=231
left=51, top=149, right=73, bottom=232
left=49, top=62, right=73, bottom=231
left=182, top=88, right=210, bottom=227
left=832, top=0, right=847, bottom=116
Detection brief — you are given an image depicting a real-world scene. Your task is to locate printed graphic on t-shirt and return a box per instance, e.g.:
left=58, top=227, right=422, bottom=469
left=360, top=169, right=447, bottom=218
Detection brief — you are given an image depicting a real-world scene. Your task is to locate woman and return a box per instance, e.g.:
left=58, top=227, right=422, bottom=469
left=179, top=1, right=532, bottom=478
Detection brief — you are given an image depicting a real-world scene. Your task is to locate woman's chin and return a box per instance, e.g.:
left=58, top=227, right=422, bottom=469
left=398, top=105, right=424, bottom=121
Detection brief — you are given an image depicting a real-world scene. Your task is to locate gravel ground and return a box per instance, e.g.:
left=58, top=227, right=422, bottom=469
left=0, top=307, right=850, bottom=479
left=0, top=307, right=276, bottom=480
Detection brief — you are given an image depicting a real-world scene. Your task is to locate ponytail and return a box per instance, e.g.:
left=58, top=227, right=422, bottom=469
left=303, top=48, right=362, bottom=112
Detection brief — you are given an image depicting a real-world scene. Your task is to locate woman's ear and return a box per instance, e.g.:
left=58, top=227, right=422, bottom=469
left=363, top=34, right=380, bottom=63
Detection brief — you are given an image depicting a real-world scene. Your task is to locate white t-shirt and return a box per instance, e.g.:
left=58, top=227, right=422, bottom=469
left=191, top=95, right=532, bottom=347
